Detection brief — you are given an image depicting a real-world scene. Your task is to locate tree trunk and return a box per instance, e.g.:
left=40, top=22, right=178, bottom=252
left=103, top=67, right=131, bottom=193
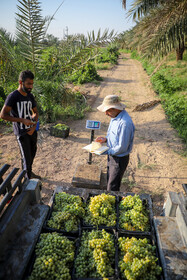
left=176, top=37, right=185, bottom=61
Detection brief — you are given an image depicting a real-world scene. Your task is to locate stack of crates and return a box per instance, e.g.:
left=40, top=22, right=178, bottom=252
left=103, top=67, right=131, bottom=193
left=24, top=190, right=164, bottom=280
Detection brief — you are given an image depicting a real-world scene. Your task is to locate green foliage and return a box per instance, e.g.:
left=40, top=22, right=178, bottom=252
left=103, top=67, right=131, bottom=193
left=32, top=81, right=88, bottom=122
left=130, top=51, right=155, bottom=75
left=16, top=0, right=51, bottom=75
left=95, top=63, right=112, bottom=70
left=141, top=60, right=155, bottom=75
left=53, top=123, right=69, bottom=131
left=151, top=70, right=187, bottom=143
left=119, top=49, right=132, bottom=54
left=151, top=73, right=182, bottom=95
left=0, top=83, right=19, bottom=114
left=128, top=0, right=187, bottom=61
left=161, top=93, right=187, bottom=141
left=128, top=47, right=187, bottom=145
left=131, top=50, right=141, bottom=60
left=68, top=63, right=103, bottom=85
left=96, top=45, right=120, bottom=64
left=38, top=46, right=64, bottom=81
left=1, top=1, right=117, bottom=124
left=0, top=86, right=6, bottom=109
left=0, top=28, right=25, bottom=84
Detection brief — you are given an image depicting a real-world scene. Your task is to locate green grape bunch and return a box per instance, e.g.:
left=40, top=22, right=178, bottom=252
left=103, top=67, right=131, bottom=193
left=75, top=229, right=115, bottom=278
left=119, top=195, right=150, bottom=231
left=28, top=232, right=75, bottom=280
left=84, top=193, right=116, bottom=227
left=47, top=192, right=85, bottom=232
left=118, top=236, right=162, bottom=280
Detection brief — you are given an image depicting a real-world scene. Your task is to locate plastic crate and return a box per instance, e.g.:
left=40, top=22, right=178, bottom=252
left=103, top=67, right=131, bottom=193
left=72, top=228, right=118, bottom=280
left=116, top=231, right=164, bottom=280
left=43, top=192, right=85, bottom=237
left=117, top=193, right=154, bottom=237
left=82, top=192, right=118, bottom=230
left=23, top=231, right=77, bottom=280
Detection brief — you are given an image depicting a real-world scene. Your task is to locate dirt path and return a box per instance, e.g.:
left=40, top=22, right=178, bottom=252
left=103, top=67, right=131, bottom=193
left=1, top=54, right=186, bottom=214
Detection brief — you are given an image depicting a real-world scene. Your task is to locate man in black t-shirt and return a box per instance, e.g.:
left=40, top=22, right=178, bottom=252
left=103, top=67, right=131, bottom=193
left=0, top=70, right=41, bottom=179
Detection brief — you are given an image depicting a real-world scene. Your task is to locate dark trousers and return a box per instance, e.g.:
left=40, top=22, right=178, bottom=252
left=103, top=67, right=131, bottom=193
left=17, top=131, right=37, bottom=179
left=107, top=154, right=129, bottom=191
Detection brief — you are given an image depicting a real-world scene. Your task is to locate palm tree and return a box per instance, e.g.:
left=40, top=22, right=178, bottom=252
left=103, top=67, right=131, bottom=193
left=16, top=0, right=117, bottom=77
left=123, top=0, right=187, bottom=60
left=15, top=0, right=50, bottom=75
left=134, top=1, right=186, bottom=60
left=0, top=28, right=25, bottom=83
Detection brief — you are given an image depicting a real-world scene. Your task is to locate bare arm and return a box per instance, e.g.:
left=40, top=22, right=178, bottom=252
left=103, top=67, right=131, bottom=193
left=0, top=105, right=35, bottom=126
left=31, top=106, right=39, bottom=122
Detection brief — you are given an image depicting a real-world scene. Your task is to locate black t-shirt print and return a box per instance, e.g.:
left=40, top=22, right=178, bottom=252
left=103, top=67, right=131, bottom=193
left=5, top=90, right=37, bottom=136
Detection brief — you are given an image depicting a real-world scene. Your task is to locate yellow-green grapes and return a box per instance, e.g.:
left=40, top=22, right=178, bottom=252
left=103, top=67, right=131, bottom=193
left=75, top=229, right=115, bottom=278
left=28, top=232, right=75, bottom=280
left=84, top=193, right=116, bottom=226
left=118, top=237, right=162, bottom=280
left=119, top=195, right=150, bottom=231
left=47, top=192, right=85, bottom=232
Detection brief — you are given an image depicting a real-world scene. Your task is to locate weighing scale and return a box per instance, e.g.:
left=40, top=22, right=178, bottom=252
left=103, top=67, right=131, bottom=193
left=86, top=120, right=101, bottom=165
left=72, top=120, right=104, bottom=189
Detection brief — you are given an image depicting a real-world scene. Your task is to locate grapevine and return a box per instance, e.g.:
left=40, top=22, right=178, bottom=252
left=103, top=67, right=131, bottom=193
left=28, top=232, right=75, bottom=280
left=119, top=195, right=150, bottom=231
left=75, top=229, right=115, bottom=278
left=47, top=192, right=85, bottom=232
left=84, top=193, right=116, bottom=227
left=118, top=236, right=162, bottom=280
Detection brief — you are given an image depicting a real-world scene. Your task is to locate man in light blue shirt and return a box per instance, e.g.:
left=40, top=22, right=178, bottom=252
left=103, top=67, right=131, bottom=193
left=96, top=95, right=135, bottom=191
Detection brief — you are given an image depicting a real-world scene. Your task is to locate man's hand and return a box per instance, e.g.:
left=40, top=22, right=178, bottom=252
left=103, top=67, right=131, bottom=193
left=22, top=118, right=35, bottom=126
left=27, top=125, right=36, bottom=135
left=95, top=136, right=107, bottom=143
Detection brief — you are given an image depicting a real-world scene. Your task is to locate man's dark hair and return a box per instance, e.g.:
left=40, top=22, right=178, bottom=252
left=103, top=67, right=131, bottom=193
left=19, top=70, right=34, bottom=82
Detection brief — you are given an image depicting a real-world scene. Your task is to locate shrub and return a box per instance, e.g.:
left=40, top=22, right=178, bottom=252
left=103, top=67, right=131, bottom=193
left=162, top=94, right=187, bottom=142
left=151, top=73, right=175, bottom=95
left=0, top=86, right=6, bottom=109
left=33, top=81, right=88, bottom=122
left=130, top=50, right=141, bottom=60
left=69, top=63, right=102, bottom=84
left=96, top=45, right=120, bottom=65
left=151, top=72, right=187, bottom=144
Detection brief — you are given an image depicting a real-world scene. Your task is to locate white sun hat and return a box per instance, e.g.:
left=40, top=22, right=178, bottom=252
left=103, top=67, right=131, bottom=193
left=97, top=95, right=126, bottom=112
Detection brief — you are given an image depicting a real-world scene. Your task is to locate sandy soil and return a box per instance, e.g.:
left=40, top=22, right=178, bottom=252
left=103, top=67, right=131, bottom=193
left=1, top=54, right=186, bottom=215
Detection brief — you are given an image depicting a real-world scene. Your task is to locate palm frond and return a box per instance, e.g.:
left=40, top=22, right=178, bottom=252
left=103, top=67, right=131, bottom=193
left=0, top=29, right=24, bottom=82
left=129, top=0, right=187, bottom=60
left=56, top=29, right=117, bottom=74
left=16, top=0, right=49, bottom=74
left=128, top=0, right=165, bottom=19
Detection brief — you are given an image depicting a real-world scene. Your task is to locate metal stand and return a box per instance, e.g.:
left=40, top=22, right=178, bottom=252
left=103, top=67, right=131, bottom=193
left=88, top=129, right=94, bottom=165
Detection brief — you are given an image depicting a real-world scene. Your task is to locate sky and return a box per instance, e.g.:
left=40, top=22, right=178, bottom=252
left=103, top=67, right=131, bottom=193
left=0, top=0, right=135, bottom=40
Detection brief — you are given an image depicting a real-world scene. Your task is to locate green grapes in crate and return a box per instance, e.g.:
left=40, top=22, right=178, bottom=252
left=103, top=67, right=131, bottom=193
left=119, top=195, right=150, bottom=231
left=75, top=229, right=115, bottom=278
left=118, top=236, right=162, bottom=280
left=47, top=192, right=85, bottom=232
left=84, top=193, right=116, bottom=227
left=28, top=232, right=75, bottom=280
